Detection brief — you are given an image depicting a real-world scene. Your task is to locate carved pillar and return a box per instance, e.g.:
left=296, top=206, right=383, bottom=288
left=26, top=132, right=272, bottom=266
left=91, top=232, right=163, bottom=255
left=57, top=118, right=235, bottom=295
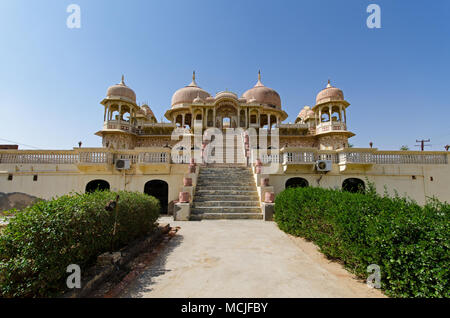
left=246, top=108, right=248, bottom=128
left=237, top=108, right=240, bottom=128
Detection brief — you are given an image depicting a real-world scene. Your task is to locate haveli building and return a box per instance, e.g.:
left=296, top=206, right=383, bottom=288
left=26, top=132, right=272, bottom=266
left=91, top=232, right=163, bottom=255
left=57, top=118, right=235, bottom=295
left=1, top=72, right=449, bottom=220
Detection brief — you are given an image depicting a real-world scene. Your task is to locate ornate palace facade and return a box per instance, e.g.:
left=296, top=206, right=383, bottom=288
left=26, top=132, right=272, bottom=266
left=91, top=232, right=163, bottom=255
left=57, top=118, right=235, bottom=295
left=1, top=72, right=449, bottom=220
left=97, top=72, right=353, bottom=152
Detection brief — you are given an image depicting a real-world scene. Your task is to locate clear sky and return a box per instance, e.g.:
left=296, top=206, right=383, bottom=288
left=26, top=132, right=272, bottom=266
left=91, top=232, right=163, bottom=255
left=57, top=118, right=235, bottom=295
left=0, top=0, right=449, bottom=150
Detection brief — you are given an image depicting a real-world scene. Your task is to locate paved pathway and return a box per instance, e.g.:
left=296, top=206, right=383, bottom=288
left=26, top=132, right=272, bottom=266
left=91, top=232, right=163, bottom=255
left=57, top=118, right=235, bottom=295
left=120, top=217, right=384, bottom=298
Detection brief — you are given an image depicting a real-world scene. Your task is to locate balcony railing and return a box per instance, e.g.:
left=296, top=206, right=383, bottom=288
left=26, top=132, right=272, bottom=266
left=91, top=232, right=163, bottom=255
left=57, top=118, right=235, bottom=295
left=1, top=148, right=447, bottom=167
left=316, top=122, right=346, bottom=134
left=103, top=120, right=176, bottom=135
left=0, top=148, right=181, bottom=165
left=0, top=151, right=79, bottom=164
left=251, top=148, right=449, bottom=166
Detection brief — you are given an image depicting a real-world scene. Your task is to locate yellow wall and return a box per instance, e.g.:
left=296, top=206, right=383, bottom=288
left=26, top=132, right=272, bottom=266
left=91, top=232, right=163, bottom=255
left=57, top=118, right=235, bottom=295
left=1, top=156, right=449, bottom=206
left=0, top=163, right=186, bottom=202
left=268, top=163, right=450, bottom=205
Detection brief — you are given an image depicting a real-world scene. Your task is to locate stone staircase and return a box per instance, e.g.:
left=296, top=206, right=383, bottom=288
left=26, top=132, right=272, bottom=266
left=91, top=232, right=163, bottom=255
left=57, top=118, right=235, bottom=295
left=191, top=165, right=262, bottom=220
left=208, top=131, right=247, bottom=165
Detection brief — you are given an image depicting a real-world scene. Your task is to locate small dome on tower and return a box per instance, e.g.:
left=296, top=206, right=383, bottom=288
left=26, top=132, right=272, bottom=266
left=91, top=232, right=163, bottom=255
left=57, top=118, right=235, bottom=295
left=171, top=71, right=211, bottom=107
left=106, top=75, right=136, bottom=103
left=295, top=106, right=315, bottom=123
left=315, top=80, right=344, bottom=105
left=141, top=104, right=155, bottom=118
left=242, top=71, right=281, bottom=109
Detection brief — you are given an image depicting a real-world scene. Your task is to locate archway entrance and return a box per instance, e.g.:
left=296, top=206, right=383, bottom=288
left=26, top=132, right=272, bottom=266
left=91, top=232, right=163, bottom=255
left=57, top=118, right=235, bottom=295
left=285, top=177, right=309, bottom=188
left=222, top=117, right=231, bottom=129
left=144, top=180, right=169, bottom=214
left=342, top=178, right=365, bottom=193
left=85, top=180, right=110, bottom=193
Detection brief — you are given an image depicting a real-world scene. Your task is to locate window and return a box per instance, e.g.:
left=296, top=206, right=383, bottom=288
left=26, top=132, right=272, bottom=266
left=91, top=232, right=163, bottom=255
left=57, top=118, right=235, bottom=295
left=8, top=174, right=13, bottom=181
left=33, top=175, right=38, bottom=181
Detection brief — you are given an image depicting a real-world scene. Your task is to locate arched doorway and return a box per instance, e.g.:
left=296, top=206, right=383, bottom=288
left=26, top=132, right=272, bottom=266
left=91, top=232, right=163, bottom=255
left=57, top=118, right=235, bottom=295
left=222, top=117, right=231, bottom=129
left=85, top=180, right=110, bottom=193
left=285, top=177, right=309, bottom=188
left=144, top=180, right=169, bottom=214
left=342, top=178, right=365, bottom=193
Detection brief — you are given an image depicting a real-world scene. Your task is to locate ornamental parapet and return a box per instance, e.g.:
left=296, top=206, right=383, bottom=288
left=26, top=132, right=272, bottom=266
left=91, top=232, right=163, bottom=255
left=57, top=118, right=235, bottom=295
left=0, top=148, right=190, bottom=166
left=249, top=147, right=449, bottom=169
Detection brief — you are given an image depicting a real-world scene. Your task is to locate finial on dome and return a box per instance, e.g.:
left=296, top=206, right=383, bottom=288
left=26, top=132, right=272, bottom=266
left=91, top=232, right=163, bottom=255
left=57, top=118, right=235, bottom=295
left=326, top=79, right=332, bottom=88
left=255, top=70, right=264, bottom=87
left=189, top=70, right=198, bottom=87
left=121, top=75, right=125, bottom=85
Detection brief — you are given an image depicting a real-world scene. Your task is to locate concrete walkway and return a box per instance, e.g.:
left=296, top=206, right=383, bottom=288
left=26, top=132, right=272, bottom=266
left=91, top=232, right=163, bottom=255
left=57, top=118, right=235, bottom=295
left=120, top=217, right=384, bottom=298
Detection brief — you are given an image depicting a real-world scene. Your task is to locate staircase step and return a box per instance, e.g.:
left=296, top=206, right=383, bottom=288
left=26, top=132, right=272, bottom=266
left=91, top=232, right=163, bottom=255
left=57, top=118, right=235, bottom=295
left=194, top=192, right=259, bottom=198
left=193, top=201, right=260, bottom=207
left=197, top=180, right=254, bottom=185
left=191, top=206, right=261, bottom=213
left=190, top=213, right=263, bottom=220
left=195, top=186, right=257, bottom=191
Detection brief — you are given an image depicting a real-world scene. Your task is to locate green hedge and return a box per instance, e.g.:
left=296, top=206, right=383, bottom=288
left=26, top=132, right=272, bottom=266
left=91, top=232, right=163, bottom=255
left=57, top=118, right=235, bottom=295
left=0, top=191, right=160, bottom=297
left=274, top=186, right=449, bottom=298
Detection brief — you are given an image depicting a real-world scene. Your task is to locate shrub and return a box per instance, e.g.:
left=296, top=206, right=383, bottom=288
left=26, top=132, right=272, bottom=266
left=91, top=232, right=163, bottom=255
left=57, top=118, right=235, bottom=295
left=274, top=186, right=449, bottom=298
left=0, top=191, right=160, bottom=297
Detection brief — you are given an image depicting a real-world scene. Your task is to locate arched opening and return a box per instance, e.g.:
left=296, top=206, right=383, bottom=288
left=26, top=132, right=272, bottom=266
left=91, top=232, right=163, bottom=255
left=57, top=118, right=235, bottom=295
left=222, top=117, right=231, bottom=129
left=260, top=114, right=268, bottom=128
left=122, top=111, right=131, bottom=122
left=321, top=112, right=330, bottom=123
left=342, top=178, right=365, bottom=193
left=184, top=113, right=192, bottom=129
left=207, top=109, right=213, bottom=127
left=175, top=114, right=182, bottom=127
left=85, top=180, right=110, bottom=193
left=240, top=110, right=246, bottom=127
left=111, top=110, right=120, bottom=121
left=270, top=115, right=277, bottom=129
left=144, top=180, right=169, bottom=214
left=331, top=107, right=341, bottom=122
left=285, top=177, right=309, bottom=188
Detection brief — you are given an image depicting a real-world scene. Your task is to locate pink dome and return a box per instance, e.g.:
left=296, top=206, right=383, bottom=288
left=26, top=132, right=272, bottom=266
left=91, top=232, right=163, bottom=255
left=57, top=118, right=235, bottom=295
left=296, top=106, right=315, bottom=122
left=315, top=80, right=344, bottom=105
left=171, top=72, right=210, bottom=107
left=106, top=76, right=136, bottom=103
left=242, top=72, right=281, bottom=109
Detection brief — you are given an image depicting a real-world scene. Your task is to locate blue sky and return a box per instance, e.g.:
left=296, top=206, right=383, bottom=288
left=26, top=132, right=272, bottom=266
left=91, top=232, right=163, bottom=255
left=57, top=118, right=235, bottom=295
left=0, top=0, right=449, bottom=150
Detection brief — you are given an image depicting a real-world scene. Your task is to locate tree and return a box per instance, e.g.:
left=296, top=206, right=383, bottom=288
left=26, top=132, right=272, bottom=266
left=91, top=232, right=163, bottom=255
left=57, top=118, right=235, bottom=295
left=400, top=145, right=409, bottom=151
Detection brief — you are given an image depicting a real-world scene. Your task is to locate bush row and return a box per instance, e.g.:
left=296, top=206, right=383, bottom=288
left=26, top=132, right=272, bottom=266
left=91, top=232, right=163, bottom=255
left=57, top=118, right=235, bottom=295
left=0, top=191, right=160, bottom=297
left=274, top=186, right=449, bottom=297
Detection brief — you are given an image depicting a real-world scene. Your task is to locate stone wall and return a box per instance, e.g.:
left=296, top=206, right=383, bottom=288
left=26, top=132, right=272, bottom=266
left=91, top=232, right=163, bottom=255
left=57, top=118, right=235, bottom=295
left=280, top=137, right=317, bottom=148
left=318, top=135, right=348, bottom=150
left=102, top=134, right=136, bottom=150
